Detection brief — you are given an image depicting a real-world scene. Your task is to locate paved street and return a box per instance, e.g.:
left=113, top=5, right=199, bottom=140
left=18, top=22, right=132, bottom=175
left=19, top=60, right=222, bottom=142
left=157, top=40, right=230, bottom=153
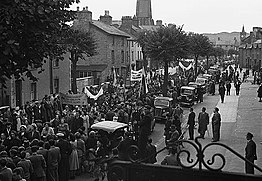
left=75, top=74, right=262, bottom=180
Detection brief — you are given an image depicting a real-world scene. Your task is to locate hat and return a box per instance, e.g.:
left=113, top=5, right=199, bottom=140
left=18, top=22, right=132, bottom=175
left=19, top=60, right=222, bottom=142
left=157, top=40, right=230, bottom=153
left=56, top=133, right=64, bottom=137
left=246, top=132, right=253, bottom=138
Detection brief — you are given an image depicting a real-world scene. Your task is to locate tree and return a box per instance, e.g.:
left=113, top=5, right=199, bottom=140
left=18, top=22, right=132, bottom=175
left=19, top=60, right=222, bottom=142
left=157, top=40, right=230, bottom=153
left=188, top=33, right=212, bottom=77
left=61, top=29, right=96, bottom=94
left=141, top=25, right=189, bottom=96
left=211, top=47, right=225, bottom=62
left=0, top=0, right=79, bottom=85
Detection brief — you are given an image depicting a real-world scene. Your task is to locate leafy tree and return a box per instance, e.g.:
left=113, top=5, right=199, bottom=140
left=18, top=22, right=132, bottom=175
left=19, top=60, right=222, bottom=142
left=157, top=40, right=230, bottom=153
left=61, top=29, right=96, bottom=94
left=211, top=47, right=225, bottom=61
left=227, top=48, right=239, bottom=57
left=188, top=33, right=213, bottom=77
left=141, top=25, right=189, bottom=96
left=0, top=0, right=79, bottom=85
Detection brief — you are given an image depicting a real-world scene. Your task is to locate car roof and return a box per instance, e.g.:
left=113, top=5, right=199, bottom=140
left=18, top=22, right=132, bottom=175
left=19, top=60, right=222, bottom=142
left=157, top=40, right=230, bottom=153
left=188, top=82, right=201, bottom=85
left=91, top=121, right=128, bottom=133
left=155, top=97, right=173, bottom=101
left=0, top=106, right=10, bottom=110
left=180, top=86, right=195, bottom=90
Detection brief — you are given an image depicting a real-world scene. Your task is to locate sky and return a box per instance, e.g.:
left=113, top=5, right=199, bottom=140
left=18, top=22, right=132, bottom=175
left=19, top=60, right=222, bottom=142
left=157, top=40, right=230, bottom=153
left=70, top=0, right=262, bottom=34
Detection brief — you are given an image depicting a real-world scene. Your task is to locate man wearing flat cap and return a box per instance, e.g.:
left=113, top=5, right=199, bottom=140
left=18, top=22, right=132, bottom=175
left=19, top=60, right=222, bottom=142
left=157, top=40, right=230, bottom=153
left=245, top=132, right=257, bottom=174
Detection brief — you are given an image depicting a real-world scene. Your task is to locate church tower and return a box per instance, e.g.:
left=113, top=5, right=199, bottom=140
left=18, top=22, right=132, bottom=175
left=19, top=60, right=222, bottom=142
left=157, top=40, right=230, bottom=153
left=240, top=25, right=247, bottom=43
left=136, top=0, right=154, bottom=26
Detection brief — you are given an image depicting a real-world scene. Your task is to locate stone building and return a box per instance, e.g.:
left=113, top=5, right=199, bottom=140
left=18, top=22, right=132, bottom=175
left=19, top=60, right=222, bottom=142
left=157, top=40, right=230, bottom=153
left=136, top=0, right=154, bottom=26
left=239, top=26, right=262, bottom=69
left=74, top=8, right=130, bottom=84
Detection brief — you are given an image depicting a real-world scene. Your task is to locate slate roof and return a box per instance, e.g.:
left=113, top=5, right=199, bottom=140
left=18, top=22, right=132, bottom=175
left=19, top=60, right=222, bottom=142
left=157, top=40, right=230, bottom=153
left=92, top=21, right=130, bottom=37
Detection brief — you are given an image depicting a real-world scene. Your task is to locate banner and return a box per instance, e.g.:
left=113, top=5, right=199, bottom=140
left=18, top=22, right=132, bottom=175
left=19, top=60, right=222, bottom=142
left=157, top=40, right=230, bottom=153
left=131, top=69, right=142, bottom=81
left=84, top=87, right=104, bottom=100
left=179, top=62, right=193, bottom=71
left=60, top=93, right=87, bottom=106
left=139, top=67, right=149, bottom=98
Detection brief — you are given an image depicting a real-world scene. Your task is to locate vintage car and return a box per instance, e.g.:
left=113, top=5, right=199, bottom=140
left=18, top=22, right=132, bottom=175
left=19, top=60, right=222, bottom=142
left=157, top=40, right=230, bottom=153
left=177, top=86, right=198, bottom=107
left=154, top=97, right=173, bottom=122
left=188, top=81, right=206, bottom=94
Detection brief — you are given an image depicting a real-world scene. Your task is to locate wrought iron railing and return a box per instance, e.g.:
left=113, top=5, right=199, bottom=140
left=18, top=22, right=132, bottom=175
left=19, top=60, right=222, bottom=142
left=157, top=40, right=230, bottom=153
left=126, top=136, right=262, bottom=173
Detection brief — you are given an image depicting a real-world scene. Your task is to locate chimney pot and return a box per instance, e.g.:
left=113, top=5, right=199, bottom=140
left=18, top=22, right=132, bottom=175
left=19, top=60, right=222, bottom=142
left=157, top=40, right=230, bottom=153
left=83, top=7, right=85, bottom=11
left=86, top=6, right=88, bottom=11
left=77, top=7, right=79, bottom=11
left=105, top=10, right=109, bottom=16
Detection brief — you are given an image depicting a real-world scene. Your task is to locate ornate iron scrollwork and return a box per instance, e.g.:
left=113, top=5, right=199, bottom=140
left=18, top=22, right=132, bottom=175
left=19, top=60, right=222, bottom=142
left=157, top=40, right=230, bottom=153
left=127, top=136, right=262, bottom=173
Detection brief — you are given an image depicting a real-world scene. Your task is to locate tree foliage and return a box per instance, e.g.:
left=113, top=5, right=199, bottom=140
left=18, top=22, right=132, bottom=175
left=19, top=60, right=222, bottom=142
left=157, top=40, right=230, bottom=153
left=139, top=25, right=189, bottom=96
left=0, top=0, right=79, bottom=84
left=61, top=29, right=97, bottom=93
left=188, top=33, right=213, bottom=76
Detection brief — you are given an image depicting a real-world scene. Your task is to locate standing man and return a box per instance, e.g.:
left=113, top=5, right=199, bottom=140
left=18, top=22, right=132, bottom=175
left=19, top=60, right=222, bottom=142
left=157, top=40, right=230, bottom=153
left=226, top=81, right=231, bottom=96
left=138, top=105, right=152, bottom=160
left=197, top=107, right=209, bottom=139
left=219, top=84, right=226, bottom=103
left=47, top=139, right=61, bottom=181
left=234, top=80, right=241, bottom=96
left=245, top=132, right=257, bottom=174
left=211, top=107, right=221, bottom=142
left=187, top=108, right=195, bottom=140
left=257, top=83, right=262, bottom=102
left=56, top=133, right=72, bottom=181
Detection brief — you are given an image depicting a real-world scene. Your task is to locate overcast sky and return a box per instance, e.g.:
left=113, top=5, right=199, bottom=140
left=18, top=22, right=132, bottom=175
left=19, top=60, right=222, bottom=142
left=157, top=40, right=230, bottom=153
left=70, top=0, right=262, bottom=34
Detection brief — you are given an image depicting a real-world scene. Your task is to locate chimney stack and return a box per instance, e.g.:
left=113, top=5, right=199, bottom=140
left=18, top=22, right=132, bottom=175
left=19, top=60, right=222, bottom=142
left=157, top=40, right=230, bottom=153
left=77, top=7, right=79, bottom=11
left=99, top=10, right=112, bottom=25
left=73, top=7, right=92, bottom=32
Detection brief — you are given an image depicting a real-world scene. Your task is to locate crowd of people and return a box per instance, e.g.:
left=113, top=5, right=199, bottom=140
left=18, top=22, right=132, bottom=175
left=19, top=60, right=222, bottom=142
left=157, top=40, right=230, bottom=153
left=1, top=63, right=261, bottom=180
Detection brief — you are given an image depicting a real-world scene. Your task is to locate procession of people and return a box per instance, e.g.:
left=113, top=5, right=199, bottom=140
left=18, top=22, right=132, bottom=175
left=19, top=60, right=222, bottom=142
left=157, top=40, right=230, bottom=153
left=0, top=63, right=261, bottom=180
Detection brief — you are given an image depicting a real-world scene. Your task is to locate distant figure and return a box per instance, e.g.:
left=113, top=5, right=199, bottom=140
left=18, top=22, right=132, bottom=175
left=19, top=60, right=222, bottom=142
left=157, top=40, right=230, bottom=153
left=257, top=83, right=262, bottom=102
left=226, top=81, right=231, bottom=96
left=187, top=108, right=195, bottom=140
left=219, top=84, right=226, bottom=103
left=211, top=107, right=221, bottom=142
left=234, top=80, right=241, bottom=96
left=245, top=132, right=257, bottom=174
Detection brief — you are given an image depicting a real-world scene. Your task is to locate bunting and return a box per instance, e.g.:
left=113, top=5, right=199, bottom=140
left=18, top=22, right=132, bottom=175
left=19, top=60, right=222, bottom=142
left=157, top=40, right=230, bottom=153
left=84, top=87, right=104, bottom=100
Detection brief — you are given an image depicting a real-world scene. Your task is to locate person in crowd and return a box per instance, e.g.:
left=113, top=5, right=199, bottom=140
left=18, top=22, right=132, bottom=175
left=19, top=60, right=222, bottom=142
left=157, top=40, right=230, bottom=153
left=138, top=105, right=152, bottom=159
left=70, top=111, right=83, bottom=134
left=219, top=83, right=226, bottom=103
left=245, top=132, right=257, bottom=174
left=47, top=139, right=61, bottom=181
left=8, top=131, right=22, bottom=151
left=75, top=132, right=85, bottom=175
left=234, top=79, right=241, bottom=96
left=145, top=138, right=157, bottom=164
left=160, top=148, right=180, bottom=166
left=257, top=83, right=262, bottom=102
left=37, top=140, right=49, bottom=166
left=211, top=107, right=221, bottom=142
left=41, top=122, right=55, bottom=140
left=3, top=122, right=13, bottom=140
left=9, top=149, right=21, bottom=166
left=56, top=133, right=72, bottom=181
left=17, top=151, right=34, bottom=181
left=27, top=124, right=41, bottom=142
left=13, top=167, right=26, bottom=181
left=0, top=157, right=13, bottom=181
left=226, top=81, right=231, bottom=96
left=173, top=104, right=183, bottom=123
left=69, top=134, right=79, bottom=179
left=197, top=107, right=209, bottom=139
left=187, top=107, right=195, bottom=140
left=28, top=146, right=46, bottom=181
left=117, top=132, right=135, bottom=161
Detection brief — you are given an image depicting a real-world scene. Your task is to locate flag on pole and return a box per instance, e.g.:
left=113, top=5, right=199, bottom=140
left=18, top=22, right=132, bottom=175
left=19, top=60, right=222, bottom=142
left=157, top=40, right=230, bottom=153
left=139, top=67, right=149, bottom=98
left=113, top=67, right=117, bottom=86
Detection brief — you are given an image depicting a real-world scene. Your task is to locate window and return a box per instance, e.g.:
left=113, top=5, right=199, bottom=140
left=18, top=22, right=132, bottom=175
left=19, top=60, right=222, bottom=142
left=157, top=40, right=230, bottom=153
left=131, top=41, right=134, bottom=47
left=132, top=51, right=134, bottom=61
left=53, top=59, right=59, bottom=67
left=112, top=36, right=115, bottom=46
left=79, top=72, right=84, bottom=78
left=121, top=38, right=125, bottom=46
left=140, top=51, right=143, bottom=60
left=54, top=78, right=59, bottom=94
left=126, top=51, right=128, bottom=62
left=121, top=51, right=124, bottom=63
left=30, top=82, right=37, bottom=101
left=111, top=50, right=115, bottom=64
left=138, top=51, right=140, bottom=59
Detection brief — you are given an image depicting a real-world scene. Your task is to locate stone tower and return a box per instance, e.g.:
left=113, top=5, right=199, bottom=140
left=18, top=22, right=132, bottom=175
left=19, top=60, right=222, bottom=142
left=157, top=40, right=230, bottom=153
left=240, top=25, right=247, bottom=43
left=136, top=0, right=154, bottom=25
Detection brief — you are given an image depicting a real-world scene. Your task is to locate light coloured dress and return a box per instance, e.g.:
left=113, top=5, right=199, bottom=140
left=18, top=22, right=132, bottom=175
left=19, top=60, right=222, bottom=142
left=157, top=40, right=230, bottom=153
left=69, top=141, right=80, bottom=171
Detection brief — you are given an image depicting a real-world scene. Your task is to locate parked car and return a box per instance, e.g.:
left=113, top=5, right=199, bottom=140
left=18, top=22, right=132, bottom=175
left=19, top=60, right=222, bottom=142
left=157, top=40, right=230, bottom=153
left=177, top=86, right=198, bottom=107
left=154, top=97, right=173, bottom=122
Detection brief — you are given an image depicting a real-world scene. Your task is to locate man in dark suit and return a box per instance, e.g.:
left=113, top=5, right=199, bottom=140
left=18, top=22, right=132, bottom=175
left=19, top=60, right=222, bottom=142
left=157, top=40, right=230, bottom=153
left=70, top=111, right=83, bottom=133
left=28, top=146, right=46, bottom=181
left=17, top=151, right=34, bottom=181
left=187, top=107, right=195, bottom=140
left=27, top=123, right=41, bottom=141
left=245, top=132, right=257, bottom=174
left=198, top=107, right=209, bottom=139
left=56, top=133, right=72, bottom=181
left=47, top=139, right=61, bottom=181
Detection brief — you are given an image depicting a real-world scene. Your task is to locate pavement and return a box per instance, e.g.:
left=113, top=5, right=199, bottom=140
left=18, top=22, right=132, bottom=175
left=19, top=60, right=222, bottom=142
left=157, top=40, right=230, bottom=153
left=75, top=69, right=262, bottom=180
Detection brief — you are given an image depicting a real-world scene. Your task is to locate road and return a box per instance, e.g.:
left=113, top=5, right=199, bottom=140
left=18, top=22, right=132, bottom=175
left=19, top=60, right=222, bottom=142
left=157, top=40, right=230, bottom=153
left=75, top=70, right=262, bottom=180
